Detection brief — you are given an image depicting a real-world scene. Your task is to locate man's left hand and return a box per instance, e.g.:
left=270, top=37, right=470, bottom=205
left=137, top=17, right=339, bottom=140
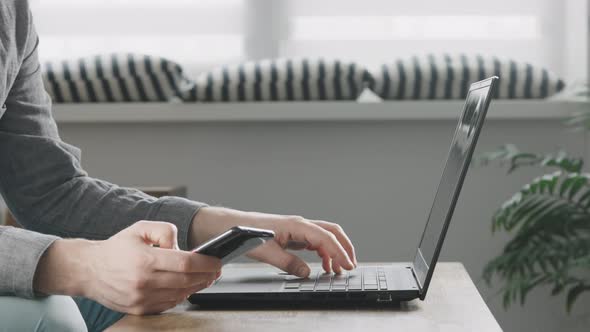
left=190, top=207, right=357, bottom=278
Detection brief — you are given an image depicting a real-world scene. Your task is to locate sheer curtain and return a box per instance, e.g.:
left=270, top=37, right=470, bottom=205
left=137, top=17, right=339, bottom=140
left=281, top=0, right=582, bottom=79
left=30, top=0, right=587, bottom=81
left=29, top=0, right=245, bottom=78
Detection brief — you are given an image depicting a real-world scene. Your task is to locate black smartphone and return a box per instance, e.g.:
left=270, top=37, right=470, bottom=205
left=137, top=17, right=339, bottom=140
left=192, top=226, right=275, bottom=265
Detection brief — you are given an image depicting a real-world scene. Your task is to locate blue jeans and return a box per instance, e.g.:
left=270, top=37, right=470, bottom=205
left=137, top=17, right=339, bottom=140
left=0, top=296, right=125, bottom=332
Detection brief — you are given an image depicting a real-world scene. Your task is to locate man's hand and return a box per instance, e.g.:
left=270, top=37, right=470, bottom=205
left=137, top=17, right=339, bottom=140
left=190, top=207, right=357, bottom=278
left=35, top=221, right=222, bottom=315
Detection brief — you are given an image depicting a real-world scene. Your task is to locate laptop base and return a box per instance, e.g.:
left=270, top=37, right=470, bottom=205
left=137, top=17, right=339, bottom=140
left=188, top=263, right=420, bottom=307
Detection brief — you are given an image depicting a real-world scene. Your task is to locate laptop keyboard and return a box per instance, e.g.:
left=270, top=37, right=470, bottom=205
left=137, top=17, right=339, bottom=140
left=283, top=267, right=388, bottom=292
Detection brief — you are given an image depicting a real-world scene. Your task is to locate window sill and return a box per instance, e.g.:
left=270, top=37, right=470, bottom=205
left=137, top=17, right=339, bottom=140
left=52, top=100, right=588, bottom=124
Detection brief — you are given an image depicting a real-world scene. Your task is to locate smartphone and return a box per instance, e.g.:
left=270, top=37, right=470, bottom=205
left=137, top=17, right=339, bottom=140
left=192, top=226, right=275, bottom=265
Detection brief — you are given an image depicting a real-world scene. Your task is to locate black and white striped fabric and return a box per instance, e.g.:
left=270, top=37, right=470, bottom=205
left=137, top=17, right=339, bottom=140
left=183, top=58, right=371, bottom=102
left=42, top=54, right=194, bottom=103
left=370, top=54, right=566, bottom=100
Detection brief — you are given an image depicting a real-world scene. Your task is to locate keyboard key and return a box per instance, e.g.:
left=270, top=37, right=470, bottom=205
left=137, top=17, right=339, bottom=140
left=284, top=275, right=303, bottom=281
left=364, top=284, right=378, bottom=290
left=379, top=281, right=388, bottom=290
left=331, top=285, right=346, bottom=291
left=284, top=283, right=300, bottom=289
left=349, top=279, right=362, bottom=284
left=316, top=284, right=331, bottom=291
left=332, top=275, right=347, bottom=285
left=348, top=283, right=363, bottom=290
left=364, top=277, right=378, bottom=285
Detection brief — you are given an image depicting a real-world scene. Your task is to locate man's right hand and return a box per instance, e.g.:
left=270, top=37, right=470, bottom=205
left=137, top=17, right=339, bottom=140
left=34, top=221, right=222, bottom=315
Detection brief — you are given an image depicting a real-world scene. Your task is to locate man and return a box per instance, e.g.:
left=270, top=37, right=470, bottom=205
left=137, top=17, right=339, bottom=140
left=0, top=1, right=357, bottom=331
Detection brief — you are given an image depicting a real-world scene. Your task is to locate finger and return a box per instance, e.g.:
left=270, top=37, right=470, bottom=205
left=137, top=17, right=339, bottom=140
left=312, top=221, right=357, bottom=266
left=144, top=271, right=218, bottom=289
left=287, top=221, right=355, bottom=270
left=179, top=281, right=210, bottom=301
left=146, top=281, right=209, bottom=306
left=285, top=240, right=308, bottom=251
left=316, top=247, right=332, bottom=273
left=248, top=242, right=311, bottom=278
left=332, top=260, right=342, bottom=275
left=131, top=220, right=179, bottom=250
left=150, top=249, right=222, bottom=273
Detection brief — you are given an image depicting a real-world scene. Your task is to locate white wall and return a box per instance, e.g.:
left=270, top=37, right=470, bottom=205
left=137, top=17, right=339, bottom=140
left=55, top=106, right=589, bottom=331
left=563, top=0, right=589, bottom=83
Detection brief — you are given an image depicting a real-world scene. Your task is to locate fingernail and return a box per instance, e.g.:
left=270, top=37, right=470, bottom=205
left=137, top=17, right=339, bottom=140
left=297, top=266, right=310, bottom=277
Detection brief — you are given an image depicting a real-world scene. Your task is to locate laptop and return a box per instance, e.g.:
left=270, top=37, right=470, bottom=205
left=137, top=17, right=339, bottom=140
left=189, top=76, right=499, bottom=307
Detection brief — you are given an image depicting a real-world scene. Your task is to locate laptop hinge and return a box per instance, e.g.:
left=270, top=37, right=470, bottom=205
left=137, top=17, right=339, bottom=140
left=408, top=265, right=423, bottom=292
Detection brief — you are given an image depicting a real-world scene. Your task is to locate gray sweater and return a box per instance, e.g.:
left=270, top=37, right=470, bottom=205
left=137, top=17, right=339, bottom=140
left=0, top=0, right=205, bottom=298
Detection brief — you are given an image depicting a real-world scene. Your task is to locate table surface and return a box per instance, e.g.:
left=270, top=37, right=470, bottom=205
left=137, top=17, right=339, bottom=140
left=108, top=262, right=502, bottom=332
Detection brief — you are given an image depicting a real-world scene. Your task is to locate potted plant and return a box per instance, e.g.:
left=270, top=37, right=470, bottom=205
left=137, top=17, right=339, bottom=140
left=480, top=86, right=590, bottom=312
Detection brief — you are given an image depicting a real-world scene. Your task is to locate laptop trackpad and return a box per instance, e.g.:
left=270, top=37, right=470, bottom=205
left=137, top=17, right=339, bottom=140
left=200, top=265, right=288, bottom=294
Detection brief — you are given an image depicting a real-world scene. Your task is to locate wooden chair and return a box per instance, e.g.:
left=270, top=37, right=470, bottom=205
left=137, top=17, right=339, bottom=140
left=3, top=186, right=187, bottom=227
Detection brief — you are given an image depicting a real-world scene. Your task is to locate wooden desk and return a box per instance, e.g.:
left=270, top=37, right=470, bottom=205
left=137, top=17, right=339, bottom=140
left=109, top=262, right=501, bottom=332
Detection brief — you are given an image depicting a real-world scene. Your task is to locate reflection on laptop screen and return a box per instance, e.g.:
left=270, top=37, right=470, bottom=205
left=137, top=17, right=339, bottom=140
left=413, top=82, right=493, bottom=290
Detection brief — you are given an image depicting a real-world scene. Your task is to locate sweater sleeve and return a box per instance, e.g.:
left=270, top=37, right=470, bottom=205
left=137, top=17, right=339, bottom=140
left=0, top=1, right=207, bottom=297
left=0, top=226, right=59, bottom=298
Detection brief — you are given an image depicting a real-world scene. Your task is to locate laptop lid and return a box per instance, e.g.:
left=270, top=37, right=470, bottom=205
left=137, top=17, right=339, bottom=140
left=412, top=77, right=498, bottom=300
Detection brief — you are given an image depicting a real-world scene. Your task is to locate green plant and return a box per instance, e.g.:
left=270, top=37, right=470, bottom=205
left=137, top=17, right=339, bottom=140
left=479, top=144, right=590, bottom=312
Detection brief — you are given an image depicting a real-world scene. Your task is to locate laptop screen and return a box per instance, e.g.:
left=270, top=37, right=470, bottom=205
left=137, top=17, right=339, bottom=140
left=412, top=78, right=497, bottom=297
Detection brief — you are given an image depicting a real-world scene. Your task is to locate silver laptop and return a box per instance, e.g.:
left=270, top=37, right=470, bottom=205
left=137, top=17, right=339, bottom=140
left=189, top=77, right=499, bottom=307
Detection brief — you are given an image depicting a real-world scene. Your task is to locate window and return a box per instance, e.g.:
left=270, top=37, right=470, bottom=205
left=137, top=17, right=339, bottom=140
left=281, top=0, right=587, bottom=81
left=30, top=0, right=244, bottom=77
left=31, top=0, right=587, bottom=81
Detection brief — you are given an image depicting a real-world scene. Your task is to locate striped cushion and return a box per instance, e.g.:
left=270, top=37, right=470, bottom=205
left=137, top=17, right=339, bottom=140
left=42, top=54, right=194, bottom=103
left=369, top=54, right=566, bottom=100
left=183, top=58, right=370, bottom=102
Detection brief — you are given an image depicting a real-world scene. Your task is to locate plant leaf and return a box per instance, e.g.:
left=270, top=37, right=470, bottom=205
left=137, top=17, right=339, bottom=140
left=484, top=171, right=590, bottom=311
left=475, top=145, right=584, bottom=173
left=566, top=284, right=590, bottom=313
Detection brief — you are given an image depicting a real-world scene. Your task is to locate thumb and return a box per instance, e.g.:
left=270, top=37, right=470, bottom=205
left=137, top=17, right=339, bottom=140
left=247, top=242, right=311, bottom=278
left=130, top=220, right=180, bottom=250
